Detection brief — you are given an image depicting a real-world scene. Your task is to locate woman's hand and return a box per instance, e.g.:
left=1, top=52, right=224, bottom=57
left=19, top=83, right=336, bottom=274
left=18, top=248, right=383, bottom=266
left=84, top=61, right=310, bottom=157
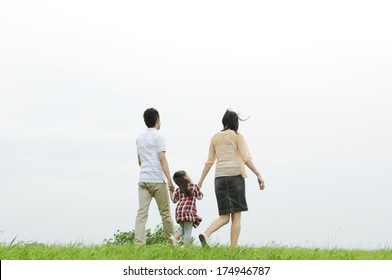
left=257, top=174, right=265, bottom=190
left=244, top=160, right=265, bottom=190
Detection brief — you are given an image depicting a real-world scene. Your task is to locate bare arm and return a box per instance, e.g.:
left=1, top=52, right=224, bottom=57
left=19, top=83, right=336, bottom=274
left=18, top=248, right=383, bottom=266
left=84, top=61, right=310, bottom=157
left=198, top=164, right=212, bottom=189
left=198, top=136, right=216, bottom=189
left=169, top=188, right=175, bottom=203
left=245, top=160, right=265, bottom=190
left=158, top=151, right=174, bottom=191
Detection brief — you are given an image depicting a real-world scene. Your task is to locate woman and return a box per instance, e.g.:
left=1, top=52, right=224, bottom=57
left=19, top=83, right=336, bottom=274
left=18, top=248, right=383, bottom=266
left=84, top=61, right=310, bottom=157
left=198, top=109, right=265, bottom=248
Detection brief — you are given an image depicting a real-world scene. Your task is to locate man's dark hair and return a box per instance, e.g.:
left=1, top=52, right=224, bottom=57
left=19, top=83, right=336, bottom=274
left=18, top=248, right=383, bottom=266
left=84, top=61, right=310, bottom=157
left=173, top=170, right=192, bottom=197
left=143, top=108, right=160, bottom=128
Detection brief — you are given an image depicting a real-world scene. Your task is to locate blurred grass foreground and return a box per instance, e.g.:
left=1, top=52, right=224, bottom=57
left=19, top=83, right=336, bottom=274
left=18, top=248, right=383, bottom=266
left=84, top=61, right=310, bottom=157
left=1, top=226, right=391, bottom=260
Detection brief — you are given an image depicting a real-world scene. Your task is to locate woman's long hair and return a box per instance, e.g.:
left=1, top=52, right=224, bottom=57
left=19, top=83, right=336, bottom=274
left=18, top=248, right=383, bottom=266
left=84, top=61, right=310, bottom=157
left=222, top=109, right=248, bottom=133
left=173, top=170, right=192, bottom=197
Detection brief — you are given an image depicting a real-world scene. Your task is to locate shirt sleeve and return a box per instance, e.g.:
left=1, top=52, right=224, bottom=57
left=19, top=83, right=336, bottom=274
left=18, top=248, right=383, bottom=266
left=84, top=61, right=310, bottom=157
left=156, top=134, right=166, bottom=153
left=237, top=133, right=252, bottom=163
left=194, top=185, right=204, bottom=200
left=205, top=136, right=216, bottom=167
left=173, top=188, right=179, bottom=203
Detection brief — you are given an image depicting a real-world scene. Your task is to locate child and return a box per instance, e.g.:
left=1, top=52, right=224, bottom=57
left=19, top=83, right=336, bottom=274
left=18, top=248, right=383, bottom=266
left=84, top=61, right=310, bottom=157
left=169, top=170, right=203, bottom=248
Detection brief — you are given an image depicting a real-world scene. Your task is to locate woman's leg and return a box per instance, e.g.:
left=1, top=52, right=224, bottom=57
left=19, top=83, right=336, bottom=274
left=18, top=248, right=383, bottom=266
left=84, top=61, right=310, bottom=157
left=204, top=214, right=230, bottom=237
left=230, top=212, right=242, bottom=248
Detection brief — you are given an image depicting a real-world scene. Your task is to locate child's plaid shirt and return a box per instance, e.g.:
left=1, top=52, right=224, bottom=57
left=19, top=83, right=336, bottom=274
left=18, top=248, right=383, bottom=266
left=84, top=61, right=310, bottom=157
left=173, top=183, right=204, bottom=228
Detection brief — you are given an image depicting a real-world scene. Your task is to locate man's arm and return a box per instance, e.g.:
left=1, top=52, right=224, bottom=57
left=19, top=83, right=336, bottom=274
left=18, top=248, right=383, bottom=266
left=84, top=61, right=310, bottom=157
left=169, top=188, right=175, bottom=202
left=158, top=151, right=174, bottom=191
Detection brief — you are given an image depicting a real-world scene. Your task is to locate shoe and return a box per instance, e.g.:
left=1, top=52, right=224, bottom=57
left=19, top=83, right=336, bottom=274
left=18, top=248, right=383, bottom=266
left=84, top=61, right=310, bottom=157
left=170, top=235, right=178, bottom=246
left=199, top=233, right=210, bottom=248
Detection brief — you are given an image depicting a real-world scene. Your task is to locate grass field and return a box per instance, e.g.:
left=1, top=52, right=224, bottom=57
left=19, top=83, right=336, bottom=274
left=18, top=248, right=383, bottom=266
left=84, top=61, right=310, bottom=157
left=1, top=243, right=391, bottom=260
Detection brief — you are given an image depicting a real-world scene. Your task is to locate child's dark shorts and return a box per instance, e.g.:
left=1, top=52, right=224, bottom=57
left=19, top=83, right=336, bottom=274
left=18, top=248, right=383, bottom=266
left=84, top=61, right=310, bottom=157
left=214, top=175, right=248, bottom=215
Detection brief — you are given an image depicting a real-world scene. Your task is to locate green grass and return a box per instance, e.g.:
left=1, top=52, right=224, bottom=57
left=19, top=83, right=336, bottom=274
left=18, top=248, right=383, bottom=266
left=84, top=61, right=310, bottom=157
left=1, top=243, right=391, bottom=260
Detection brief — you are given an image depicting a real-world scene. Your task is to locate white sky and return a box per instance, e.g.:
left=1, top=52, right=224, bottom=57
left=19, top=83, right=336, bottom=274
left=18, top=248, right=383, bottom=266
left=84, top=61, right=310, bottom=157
left=1, top=0, right=391, bottom=249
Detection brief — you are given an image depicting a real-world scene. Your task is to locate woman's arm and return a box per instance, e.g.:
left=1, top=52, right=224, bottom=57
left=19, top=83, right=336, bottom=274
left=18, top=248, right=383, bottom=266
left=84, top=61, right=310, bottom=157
left=198, top=164, right=212, bottom=189
left=245, top=160, right=265, bottom=190
left=198, top=137, right=215, bottom=189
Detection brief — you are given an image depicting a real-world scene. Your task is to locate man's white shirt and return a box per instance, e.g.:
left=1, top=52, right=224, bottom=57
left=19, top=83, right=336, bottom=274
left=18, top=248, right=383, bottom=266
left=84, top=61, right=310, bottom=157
left=136, top=128, right=166, bottom=183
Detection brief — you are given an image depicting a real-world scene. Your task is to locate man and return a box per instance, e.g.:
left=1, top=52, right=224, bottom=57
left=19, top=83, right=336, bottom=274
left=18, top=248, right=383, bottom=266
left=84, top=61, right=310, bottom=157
left=134, top=108, right=175, bottom=245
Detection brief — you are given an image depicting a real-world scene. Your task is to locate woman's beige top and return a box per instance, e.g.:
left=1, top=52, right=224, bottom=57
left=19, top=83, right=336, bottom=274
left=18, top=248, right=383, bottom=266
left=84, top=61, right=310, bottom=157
left=205, top=129, right=252, bottom=178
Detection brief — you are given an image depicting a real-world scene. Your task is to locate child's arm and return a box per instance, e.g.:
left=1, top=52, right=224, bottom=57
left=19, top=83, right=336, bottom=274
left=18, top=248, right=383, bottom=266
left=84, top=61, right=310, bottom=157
left=194, top=185, right=204, bottom=200
left=170, top=188, right=179, bottom=203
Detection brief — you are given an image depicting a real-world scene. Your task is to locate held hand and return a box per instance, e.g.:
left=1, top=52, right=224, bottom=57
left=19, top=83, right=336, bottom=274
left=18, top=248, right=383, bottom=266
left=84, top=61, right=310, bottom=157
left=257, top=175, right=265, bottom=190
left=167, top=178, right=175, bottom=192
left=197, top=181, right=203, bottom=189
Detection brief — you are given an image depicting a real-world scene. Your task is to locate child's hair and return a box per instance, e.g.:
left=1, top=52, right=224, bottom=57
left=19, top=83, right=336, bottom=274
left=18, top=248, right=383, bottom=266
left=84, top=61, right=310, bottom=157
left=173, top=170, right=192, bottom=197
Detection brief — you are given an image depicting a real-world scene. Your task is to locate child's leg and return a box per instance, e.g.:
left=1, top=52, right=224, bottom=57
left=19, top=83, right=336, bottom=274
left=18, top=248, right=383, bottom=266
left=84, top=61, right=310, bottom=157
left=182, top=221, right=194, bottom=247
left=174, top=222, right=184, bottom=240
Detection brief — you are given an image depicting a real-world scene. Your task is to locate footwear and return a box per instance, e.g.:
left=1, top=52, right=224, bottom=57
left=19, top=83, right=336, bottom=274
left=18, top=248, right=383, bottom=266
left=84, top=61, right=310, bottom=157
left=199, top=233, right=210, bottom=248
left=170, top=235, right=178, bottom=246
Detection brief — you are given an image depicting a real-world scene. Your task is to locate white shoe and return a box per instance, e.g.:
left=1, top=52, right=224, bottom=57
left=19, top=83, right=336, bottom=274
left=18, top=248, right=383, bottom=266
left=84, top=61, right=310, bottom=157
left=170, top=235, right=178, bottom=246
left=199, top=233, right=210, bottom=248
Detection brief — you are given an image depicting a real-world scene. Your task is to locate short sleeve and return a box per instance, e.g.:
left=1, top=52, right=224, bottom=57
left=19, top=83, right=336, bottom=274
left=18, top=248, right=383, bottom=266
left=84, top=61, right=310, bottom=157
left=156, top=134, right=166, bottom=153
left=173, top=188, right=179, bottom=203
left=193, top=185, right=204, bottom=200
left=237, top=133, right=252, bottom=163
left=205, top=136, right=216, bottom=167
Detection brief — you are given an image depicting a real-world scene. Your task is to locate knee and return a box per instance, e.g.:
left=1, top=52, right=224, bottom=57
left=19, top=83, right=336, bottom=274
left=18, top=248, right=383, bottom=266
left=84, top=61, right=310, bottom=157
left=220, top=215, right=230, bottom=225
left=231, top=212, right=241, bottom=223
left=160, top=211, right=172, bottom=221
left=136, top=211, right=148, bottom=221
left=157, top=205, right=171, bottom=219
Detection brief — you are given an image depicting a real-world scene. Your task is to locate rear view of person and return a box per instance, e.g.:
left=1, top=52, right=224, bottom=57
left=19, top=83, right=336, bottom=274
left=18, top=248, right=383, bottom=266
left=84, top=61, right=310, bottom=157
left=169, top=170, right=203, bottom=248
left=198, top=109, right=265, bottom=248
left=134, top=108, right=175, bottom=245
